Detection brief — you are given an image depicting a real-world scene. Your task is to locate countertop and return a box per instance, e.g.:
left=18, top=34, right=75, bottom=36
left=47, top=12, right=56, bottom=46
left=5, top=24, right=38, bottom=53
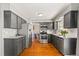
left=48, top=33, right=77, bottom=39
left=4, top=36, right=24, bottom=39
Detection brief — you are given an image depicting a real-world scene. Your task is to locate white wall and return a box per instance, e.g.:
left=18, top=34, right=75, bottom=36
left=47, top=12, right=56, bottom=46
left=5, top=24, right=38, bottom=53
left=54, top=3, right=79, bottom=20
left=31, top=19, right=52, bottom=23
left=33, top=23, right=40, bottom=33
left=10, top=3, right=28, bottom=22
left=3, top=29, right=17, bottom=38
left=66, top=29, right=77, bottom=38
left=0, top=3, right=11, bottom=56
left=0, top=4, right=2, bottom=56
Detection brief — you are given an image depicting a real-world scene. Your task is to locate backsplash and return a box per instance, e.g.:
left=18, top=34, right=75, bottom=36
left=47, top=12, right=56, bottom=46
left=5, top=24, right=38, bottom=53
left=55, top=28, right=77, bottom=38
left=66, top=28, right=77, bottom=38
left=2, top=28, right=17, bottom=38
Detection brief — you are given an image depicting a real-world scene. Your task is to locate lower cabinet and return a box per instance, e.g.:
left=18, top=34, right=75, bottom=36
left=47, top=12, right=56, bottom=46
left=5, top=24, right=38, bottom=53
left=28, top=34, right=32, bottom=48
left=48, top=34, right=52, bottom=43
left=57, top=37, right=64, bottom=54
left=4, top=36, right=26, bottom=56
left=51, top=34, right=77, bottom=55
left=14, top=38, right=23, bottom=55
left=22, top=36, right=26, bottom=49
left=4, top=39, right=15, bottom=56
left=64, top=38, right=77, bottom=55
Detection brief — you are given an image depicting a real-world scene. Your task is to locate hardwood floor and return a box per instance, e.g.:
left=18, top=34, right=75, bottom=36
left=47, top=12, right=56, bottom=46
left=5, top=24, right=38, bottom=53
left=20, top=39, right=63, bottom=56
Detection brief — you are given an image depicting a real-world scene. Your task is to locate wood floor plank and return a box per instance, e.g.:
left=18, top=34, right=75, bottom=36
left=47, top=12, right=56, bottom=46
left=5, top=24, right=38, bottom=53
left=20, top=39, right=63, bottom=56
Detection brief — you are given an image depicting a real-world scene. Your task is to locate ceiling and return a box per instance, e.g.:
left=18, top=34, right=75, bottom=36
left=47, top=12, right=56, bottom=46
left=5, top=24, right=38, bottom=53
left=10, top=3, right=69, bottom=21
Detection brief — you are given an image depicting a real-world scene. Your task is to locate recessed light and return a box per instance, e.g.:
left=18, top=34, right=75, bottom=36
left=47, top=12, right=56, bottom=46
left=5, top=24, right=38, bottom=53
left=38, top=13, right=43, bottom=16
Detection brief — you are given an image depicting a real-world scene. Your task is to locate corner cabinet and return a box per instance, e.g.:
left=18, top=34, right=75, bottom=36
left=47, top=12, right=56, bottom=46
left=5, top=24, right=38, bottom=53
left=64, top=11, right=78, bottom=28
left=4, top=11, right=17, bottom=29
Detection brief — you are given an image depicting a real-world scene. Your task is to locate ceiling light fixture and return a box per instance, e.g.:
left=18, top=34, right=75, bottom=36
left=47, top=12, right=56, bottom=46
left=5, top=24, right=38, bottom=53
left=38, top=13, right=43, bottom=16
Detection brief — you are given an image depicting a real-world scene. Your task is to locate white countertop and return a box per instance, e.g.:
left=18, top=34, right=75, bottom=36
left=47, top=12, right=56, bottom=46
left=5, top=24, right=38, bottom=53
left=4, top=36, right=24, bottom=39
left=55, top=34, right=77, bottom=38
left=48, top=33, right=77, bottom=38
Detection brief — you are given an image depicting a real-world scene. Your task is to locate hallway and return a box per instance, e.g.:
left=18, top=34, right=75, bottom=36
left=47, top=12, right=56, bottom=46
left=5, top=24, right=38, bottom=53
left=20, top=39, right=63, bottom=56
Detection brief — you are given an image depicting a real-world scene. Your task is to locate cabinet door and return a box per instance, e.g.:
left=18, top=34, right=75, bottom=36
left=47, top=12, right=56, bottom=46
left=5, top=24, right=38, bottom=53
left=58, top=37, right=64, bottom=54
left=14, top=39, right=20, bottom=55
left=48, top=34, right=52, bottom=43
left=4, top=39, right=15, bottom=56
left=52, top=35, right=55, bottom=45
left=64, top=12, right=71, bottom=28
left=21, top=19, right=26, bottom=24
left=24, top=37, right=26, bottom=48
left=11, top=12, right=17, bottom=28
left=70, top=11, right=78, bottom=28
left=64, top=11, right=78, bottom=28
left=22, top=38, right=24, bottom=49
left=56, top=37, right=59, bottom=49
left=55, top=21, right=58, bottom=30
left=17, top=16, right=22, bottom=29
left=64, top=38, right=76, bottom=55
left=4, top=11, right=11, bottom=28
left=52, top=22, right=55, bottom=29
left=17, top=39, right=22, bottom=55
left=14, top=39, right=22, bottom=55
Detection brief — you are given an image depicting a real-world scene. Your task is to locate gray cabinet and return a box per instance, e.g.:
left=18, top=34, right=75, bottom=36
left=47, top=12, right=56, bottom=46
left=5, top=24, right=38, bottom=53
left=22, top=37, right=26, bottom=49
left=4, top=11, right=17, bottom=29
left=4, top=10, right=27, bottom=29
left=48, top=34, right=52, bottom=43
left=17, top=16, right=22, bottom=29
left=64, top=11, right=78, bottom=28
left=57, top=37, right=64, bottom=54
left=51, top=34, right=77, bottom=55
left=52, top=22, right=55, bottom=29
left=4, top=36, right=26, bottom=56
left=21, top=19, right=26, bottom=24
left=55, top=21, right=58, bottom=30
left=4, top=39, right=15, bottom=56
left=64, top=38, right=77, bottom=55
left=28, top=34, right=32, bottom=47
left=14, top=38, right=22, bottom=55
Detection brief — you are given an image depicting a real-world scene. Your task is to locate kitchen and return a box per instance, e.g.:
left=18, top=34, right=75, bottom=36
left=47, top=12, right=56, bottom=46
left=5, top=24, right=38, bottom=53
left=0, top=3, right=79, bottom=56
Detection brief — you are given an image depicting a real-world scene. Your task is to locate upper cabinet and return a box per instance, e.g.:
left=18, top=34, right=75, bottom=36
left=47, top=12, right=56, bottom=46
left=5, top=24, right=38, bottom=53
left=4, top=10, right=27, bottom=29
left=52, top=21, right=58, bottom=30
left=21, top=18, right=26, bottom=24
left=64, top=10, right=78, bottom=28
left=55, top=21, right=58, bottom=30
left=4, top=11, right=17, bottom=29
left=17, top=16, right=22, bottom=29
left=52, top=22, right=55, bottom=29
